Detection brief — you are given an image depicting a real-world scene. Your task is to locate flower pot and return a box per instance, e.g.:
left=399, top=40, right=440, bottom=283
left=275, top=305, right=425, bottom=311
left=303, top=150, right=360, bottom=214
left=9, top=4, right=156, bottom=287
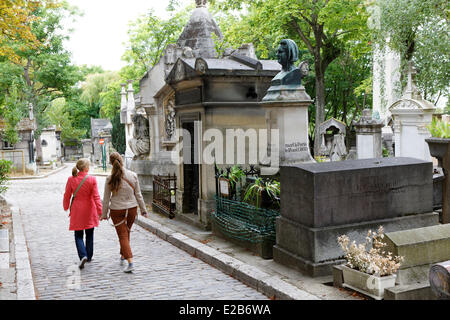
left=425, top=138, right=450, bottom=167
left=341, top=265, right=396, bottom=300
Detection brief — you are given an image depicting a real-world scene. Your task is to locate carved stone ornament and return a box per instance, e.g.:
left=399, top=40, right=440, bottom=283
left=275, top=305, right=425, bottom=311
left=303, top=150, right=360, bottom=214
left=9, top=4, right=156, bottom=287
left=128, top=114, right=150, bottom=159
left=390, top=99, right=422, bottom=111
left=195, top=59, right=207, bottom=74
left=175, top=60, right=185, bottom=81
left=165, top=99, right=176, bottom=140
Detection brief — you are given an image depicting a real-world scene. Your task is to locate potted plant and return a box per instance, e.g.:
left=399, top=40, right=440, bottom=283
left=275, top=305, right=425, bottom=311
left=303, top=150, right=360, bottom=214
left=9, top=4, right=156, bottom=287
left=337, top=226, right=403, bottom=300
left=426, top=118, right=450, bottom=167
left=243, top=177, right=280, bottom=209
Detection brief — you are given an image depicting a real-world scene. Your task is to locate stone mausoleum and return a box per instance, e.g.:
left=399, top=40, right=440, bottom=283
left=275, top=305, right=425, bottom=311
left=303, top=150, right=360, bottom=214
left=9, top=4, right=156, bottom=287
left=127, top=0, right=284, bottom=228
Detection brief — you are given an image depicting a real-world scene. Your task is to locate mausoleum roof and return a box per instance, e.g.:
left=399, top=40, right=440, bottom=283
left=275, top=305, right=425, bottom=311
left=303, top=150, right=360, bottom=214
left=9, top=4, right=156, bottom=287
left=166, top=56, right=281, bottom=84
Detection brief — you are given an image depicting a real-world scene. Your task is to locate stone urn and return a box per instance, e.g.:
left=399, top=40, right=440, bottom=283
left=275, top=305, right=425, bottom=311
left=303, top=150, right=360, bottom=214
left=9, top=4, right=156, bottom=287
left=426, top=137, right=450, bottom=224
left=425, top=138, right=450, bottom=168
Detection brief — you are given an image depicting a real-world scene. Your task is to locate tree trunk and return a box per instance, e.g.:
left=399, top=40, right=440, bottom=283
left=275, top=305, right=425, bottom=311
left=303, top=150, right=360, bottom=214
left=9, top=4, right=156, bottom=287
left=313, top=61, right=326, bottom=157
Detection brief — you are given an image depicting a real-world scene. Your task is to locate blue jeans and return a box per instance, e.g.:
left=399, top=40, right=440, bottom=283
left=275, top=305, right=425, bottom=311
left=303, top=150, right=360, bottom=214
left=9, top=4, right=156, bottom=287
left=74, top=228, right=94, bottom=261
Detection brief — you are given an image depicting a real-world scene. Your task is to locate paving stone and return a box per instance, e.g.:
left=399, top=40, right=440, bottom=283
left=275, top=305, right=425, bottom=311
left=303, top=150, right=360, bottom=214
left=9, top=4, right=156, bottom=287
left=5, top=166, right=267, bottom=300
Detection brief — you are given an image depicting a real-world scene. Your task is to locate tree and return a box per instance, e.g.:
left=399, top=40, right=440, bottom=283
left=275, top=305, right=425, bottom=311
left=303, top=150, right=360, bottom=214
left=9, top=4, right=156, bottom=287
left=0, top=0, right=55, bottom=63
left=5, top=2, right=82, bottom=135
left=101, top=2, right=192, bottom=121
left=212, top=0, right=371, bottom=155
left=121, top=4, right=192, bottom=79
left=374, top=0, right=449, bottom=102
left=46, top=97, right=86, bottom=143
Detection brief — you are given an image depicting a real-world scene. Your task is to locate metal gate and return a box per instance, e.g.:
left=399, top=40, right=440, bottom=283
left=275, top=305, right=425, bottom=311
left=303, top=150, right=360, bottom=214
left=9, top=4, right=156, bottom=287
left=152, top=174, right=177, bottom=219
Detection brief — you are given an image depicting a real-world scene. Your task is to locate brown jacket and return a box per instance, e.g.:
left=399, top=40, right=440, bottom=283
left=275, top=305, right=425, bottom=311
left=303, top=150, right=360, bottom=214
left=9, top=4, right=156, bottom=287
left=102, top=169, right=146, bottom=219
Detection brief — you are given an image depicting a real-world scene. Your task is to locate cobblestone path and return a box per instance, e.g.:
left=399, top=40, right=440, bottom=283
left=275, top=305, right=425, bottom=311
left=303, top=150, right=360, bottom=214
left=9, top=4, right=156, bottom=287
left=5, top=166, right=267, bottom=300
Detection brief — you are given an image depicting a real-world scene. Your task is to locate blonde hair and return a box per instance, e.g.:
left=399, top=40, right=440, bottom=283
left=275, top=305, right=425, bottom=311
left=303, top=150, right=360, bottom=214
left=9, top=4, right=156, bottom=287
left=72, top=158, right=90, bottom=177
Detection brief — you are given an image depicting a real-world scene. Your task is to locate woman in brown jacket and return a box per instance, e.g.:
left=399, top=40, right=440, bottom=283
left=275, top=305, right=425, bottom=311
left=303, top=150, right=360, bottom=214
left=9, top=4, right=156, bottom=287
left=100, top=152, right=148, bottom=273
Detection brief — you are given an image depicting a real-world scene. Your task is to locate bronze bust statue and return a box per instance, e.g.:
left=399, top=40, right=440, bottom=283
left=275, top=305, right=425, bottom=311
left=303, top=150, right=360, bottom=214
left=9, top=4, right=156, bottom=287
left=271, top=39, right=308, bottom=87
left=262, top=39, right=310, bottom=101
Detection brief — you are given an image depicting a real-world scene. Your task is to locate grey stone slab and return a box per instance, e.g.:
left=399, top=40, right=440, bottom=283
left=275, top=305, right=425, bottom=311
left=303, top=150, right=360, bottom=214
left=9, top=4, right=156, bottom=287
left=384, top=281, right=435, bottom=300
left=275, top=212, right=439, bottom=266
left=384, top=224, right=450, bottom=269
left=281, top=157, right=433, bottom=228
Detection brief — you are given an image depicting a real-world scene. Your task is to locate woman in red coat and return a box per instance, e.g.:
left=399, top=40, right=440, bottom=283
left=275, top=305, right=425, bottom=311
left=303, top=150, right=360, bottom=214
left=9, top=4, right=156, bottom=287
left=63, top=158, right=103, bottom=269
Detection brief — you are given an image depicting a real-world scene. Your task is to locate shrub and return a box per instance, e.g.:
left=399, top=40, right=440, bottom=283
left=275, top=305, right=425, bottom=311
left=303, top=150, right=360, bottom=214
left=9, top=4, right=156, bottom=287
left=337, top=226, right=403, bottom=276
left=427, top=118, right=450, bottom=138
left=0, top=159, right=13, bottom=195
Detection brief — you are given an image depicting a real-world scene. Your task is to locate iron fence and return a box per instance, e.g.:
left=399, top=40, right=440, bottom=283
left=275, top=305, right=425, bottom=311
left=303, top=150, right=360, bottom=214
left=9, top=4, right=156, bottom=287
left=152, top=174, right=177, bottom=219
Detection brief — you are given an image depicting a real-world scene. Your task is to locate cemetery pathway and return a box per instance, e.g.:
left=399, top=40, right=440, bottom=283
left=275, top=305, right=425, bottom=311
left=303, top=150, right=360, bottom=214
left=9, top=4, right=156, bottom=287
left=5, top=165, right=267, bottom=300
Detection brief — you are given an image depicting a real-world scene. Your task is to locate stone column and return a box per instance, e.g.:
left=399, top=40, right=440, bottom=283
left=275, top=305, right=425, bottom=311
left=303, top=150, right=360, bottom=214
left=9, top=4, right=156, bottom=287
left=262, top=97, right=314, bottom=170
left=354, top=109, right=384, bottom=159
left=123, top=81, right=136, bottom=167
left=261, top=83, right=314, bottom=175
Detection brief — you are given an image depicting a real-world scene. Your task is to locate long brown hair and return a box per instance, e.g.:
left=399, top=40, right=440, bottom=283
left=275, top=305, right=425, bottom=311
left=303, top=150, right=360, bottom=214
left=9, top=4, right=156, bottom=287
left=108, top=152, right=124, bottom=193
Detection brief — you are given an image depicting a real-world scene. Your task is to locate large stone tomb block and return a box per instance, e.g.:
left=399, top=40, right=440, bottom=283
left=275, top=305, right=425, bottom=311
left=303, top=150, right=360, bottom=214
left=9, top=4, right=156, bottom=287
left=273, top=157, right=440, bottom=277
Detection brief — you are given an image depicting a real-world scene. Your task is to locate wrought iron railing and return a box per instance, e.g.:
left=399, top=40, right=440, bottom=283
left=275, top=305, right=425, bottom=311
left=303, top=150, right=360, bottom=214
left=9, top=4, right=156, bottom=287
left=211, top=165, right=279, bottom=244
left=152, top=174, right=177, bottom=219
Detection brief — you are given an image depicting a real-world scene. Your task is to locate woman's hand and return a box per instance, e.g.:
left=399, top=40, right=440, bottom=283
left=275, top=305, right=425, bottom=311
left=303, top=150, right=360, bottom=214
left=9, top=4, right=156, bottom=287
left=141, top=211, right=148, bottom=218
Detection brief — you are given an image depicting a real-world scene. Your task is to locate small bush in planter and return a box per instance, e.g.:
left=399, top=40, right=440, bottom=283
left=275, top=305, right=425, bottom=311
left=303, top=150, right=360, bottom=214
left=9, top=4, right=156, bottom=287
left=337, top=226, right=403, bottom=276
left=243, top=177, right=280, bottom=209
left=337, top=226, right=404, bottom=299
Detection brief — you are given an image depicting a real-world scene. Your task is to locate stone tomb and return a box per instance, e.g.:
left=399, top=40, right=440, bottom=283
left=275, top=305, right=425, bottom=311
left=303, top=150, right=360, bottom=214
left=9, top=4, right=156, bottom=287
left=273, top=157, right=440, bottom=277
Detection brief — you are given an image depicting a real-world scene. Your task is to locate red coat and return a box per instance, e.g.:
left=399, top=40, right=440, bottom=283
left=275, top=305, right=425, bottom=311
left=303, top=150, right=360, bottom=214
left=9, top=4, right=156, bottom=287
left=63, top=171, right=103, bottom=231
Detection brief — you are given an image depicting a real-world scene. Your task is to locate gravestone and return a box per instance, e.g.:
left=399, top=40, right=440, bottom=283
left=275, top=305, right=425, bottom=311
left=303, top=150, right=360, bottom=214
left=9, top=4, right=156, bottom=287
left=318, top=118, right=347, bottom=158
left=274, top=157, right=440, bottom=277
left=389, top=62, right=435, bottom=161
left=353, top=109, right=384, bottom=159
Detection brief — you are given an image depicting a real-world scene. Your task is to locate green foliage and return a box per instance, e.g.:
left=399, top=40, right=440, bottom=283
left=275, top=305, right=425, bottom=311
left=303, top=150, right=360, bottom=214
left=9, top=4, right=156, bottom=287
left=217, top=165, right=245, bottom=189
left=212, top=0, right=371, bottom=155
left=111, top=113, right=126, bottom=155
left=121, top=4, right=192, bottom=77
left=0, top=159, right=13, bottom=195
left=243, top=177, right=280, bottom=209
left=374, top=0, right=449, bottom=100
left=0, top=2, right=82, bottom=140
left=46, top=98, right=86, bottom=143
left=0, top=84, right=28, bottom=145
left=427, top=118, right=450, bottom=139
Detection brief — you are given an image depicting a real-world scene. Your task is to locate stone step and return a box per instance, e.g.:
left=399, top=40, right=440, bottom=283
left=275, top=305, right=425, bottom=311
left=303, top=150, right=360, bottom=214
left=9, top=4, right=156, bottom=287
left=384, top=224, right=450, bottom=269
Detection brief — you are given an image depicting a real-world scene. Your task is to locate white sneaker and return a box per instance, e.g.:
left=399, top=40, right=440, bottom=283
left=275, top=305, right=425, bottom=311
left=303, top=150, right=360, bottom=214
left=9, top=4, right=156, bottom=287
left=123, top=263, right=134, bottom=273
left=79, top=256, right=88, bottom=269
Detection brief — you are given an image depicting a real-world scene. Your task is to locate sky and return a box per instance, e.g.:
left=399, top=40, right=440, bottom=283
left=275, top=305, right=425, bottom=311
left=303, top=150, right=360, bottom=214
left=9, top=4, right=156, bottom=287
left=63, top=0, right=191, bottom=71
